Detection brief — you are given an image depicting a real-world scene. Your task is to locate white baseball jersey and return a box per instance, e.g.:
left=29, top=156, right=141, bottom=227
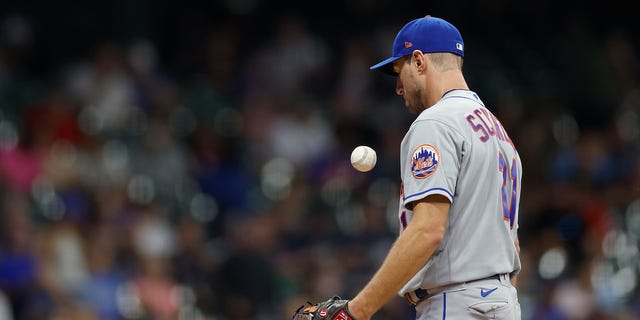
left=397, top=89, right=522, bottom=295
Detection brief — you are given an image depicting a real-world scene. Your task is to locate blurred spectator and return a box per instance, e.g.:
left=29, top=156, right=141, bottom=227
left=0, top=137, right=43, bottom=193
left=246, top=14, right=330, bottom=99
left=214, top=213, right=280, bottom=319
left=76, top=223, right=128, bottom=320
left=128, top=116, right=191, bottom=205
left=0, top=193, right=39, bottom=319
left=65, top=42, right=136, bottom=137
left=266, top=97, right=335, bottom=170
left=172, top=214, right=219, bottom=316
left=36, top=207, right=89, bottom=305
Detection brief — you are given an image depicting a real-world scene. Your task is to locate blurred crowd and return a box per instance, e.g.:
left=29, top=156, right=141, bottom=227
left=0, top=1, right=639, bottom=319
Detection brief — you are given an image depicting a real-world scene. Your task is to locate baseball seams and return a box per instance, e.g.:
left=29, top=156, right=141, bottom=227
left=355, top=147, right=369, bottom=164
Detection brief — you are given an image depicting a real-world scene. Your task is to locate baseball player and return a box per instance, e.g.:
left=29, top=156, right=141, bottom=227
left=292, top=15, right=522, bottom=320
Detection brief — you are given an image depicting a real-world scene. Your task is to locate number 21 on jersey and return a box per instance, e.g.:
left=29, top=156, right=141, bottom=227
left=499, top=152, right=518, bottom=229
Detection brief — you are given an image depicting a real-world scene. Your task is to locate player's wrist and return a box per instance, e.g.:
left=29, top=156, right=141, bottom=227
left=346, top=298, right=371, bottom=320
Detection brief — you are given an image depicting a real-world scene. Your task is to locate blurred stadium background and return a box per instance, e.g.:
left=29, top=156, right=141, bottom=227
left=0, top=0, right=638, bottom=319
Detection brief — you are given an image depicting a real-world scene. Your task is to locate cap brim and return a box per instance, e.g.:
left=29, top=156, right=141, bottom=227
left=370, top=56, right=401, bottom=76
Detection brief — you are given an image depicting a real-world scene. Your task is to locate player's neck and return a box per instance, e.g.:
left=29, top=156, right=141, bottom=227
left=426, top=71, right=469, bottom=106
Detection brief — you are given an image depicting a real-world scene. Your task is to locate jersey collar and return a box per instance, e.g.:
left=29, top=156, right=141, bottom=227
left=441, top=88, right=472, bottom=98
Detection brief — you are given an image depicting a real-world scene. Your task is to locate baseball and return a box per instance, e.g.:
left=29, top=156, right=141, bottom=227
left=350, top=145, right=377, bottom=172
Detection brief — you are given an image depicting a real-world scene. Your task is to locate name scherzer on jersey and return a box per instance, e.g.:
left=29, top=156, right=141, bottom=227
left=398, top=89, right=522, bottom=296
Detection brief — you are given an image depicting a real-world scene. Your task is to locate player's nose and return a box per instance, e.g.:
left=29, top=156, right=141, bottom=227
left=395, top=78, right=404, bottom=95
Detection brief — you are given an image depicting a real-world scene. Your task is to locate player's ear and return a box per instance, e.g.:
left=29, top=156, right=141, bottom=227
left=413, top=50, right=426, bottom=73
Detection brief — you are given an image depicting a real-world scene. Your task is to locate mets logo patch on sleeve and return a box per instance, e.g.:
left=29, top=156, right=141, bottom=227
left=410, top=144, right=440, bottom=179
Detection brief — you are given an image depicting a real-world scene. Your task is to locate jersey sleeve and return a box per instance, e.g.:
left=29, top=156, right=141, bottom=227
left=401, top=119, right=462, bottom=208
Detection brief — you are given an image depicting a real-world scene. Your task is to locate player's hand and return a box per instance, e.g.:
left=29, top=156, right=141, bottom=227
left=291, top=296, right=356, bottom=320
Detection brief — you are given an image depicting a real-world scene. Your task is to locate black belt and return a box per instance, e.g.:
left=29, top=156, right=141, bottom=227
left=405, top=274, right=504, bottom=306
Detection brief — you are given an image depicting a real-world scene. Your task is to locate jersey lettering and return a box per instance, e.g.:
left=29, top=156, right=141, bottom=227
left=466, top=108, right=515, bottom=150
left=465, top=114, right=489, bottom=142
left=498, top=152, right=518, bottom=229
left=475, top=109, right=495, bottom=135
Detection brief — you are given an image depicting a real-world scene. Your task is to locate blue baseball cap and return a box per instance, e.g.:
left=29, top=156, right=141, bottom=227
left=370, top=16, right=464, bottom=75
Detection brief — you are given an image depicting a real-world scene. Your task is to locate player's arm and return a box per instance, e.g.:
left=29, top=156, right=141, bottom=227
left=347, top=194, right=450, bottom=320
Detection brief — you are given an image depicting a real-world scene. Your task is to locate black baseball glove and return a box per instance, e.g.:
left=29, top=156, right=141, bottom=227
left=291, top=296, right=356, bottom=320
